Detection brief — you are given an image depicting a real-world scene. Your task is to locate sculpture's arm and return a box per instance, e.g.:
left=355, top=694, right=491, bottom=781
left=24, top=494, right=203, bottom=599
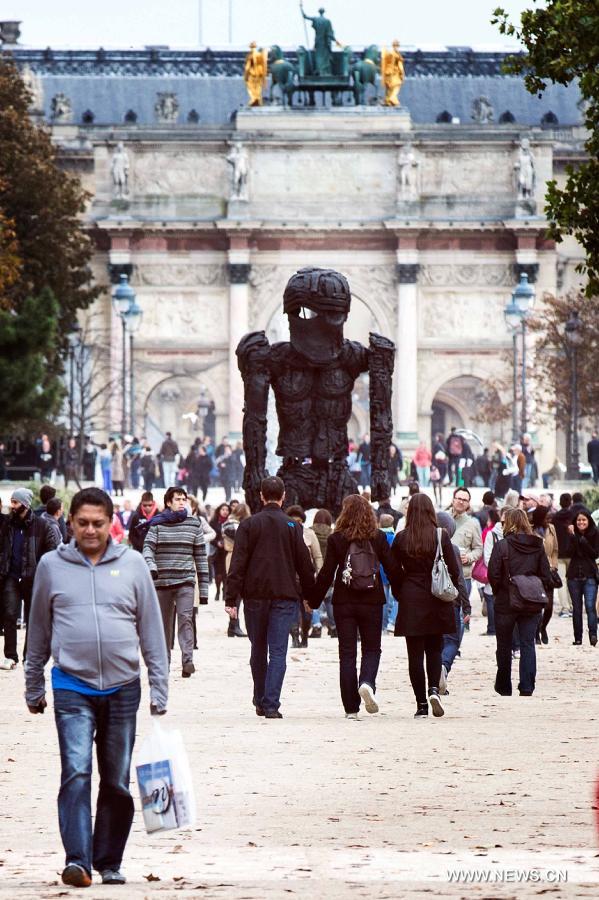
left=368, top=332, right=396, bottom=502
left=236, top=331, right=271, bottom=513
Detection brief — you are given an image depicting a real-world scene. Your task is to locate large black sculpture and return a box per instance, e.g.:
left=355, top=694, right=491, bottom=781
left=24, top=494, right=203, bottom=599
left=237, top=267, right=395, bottom=515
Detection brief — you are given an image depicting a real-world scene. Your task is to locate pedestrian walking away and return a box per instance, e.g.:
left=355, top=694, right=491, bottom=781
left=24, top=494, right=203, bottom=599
left=142, top=487, right=209, bottom=677
left=25, top=487, right=168, bottom=888
left=160, top=432, right=180, bottom=489
left=309, top=494, right=396, bottom=718
left=390, top=493, right=461, bottom=718
left=488, top=507, right=553, bottom=696
left=587, top=432, right=599, bottom=485
left=225, top=476, right=314, bottom=718
left=566, top=508, right=599, bottom=646
left=0, top=488, right=59, bottom=669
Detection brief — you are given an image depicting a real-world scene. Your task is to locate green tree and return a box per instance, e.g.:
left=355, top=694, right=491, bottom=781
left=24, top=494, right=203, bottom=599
left=0, top=55, right=99, bottom=428
left=493, top=1, right=599, bottom=297
left=0, top=287, right=64, bottom=431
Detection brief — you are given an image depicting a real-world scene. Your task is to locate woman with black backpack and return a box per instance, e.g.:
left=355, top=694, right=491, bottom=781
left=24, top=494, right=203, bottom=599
left=390, top=493, right=460, bottom=718
left=308, top=494, right=395, bottom=719
left=487, top=507, right=553, bottom=697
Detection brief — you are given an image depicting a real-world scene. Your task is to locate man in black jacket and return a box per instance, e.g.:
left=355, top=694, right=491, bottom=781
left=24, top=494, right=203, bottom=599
left=225, top=476, right=314, bottom=718
left=0, top=488, right=59, bottom=668
left=587, top=432, right=599, bottom=484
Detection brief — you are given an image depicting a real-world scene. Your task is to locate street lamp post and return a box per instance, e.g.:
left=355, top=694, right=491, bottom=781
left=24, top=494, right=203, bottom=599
left=511, top=272, right=536, bottom=438
left=67, top=326, right=81, bottom=437
left=504, top=298, right=522, bottom=445
left=112, top=274, right=141, bottom=438
left=124, top=295, right=143, bottom=435
left=565, top=310, right=582, bottom=480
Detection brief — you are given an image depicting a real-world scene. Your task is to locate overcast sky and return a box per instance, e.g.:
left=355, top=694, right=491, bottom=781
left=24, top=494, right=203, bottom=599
left=7, top=0, right=536, bottom=49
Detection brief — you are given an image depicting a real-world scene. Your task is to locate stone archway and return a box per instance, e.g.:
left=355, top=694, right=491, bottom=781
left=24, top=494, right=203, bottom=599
left=143, top=376, right=221, bottom=453
left=429, top=374, right=503, bottom=450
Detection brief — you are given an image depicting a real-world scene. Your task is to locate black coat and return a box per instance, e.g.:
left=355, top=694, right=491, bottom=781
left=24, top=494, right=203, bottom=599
left=391, top=528, right=460, bottom=636
left=488, top=533, right=553, bottom=615
left=0, top=509, right=59, bottom=583
left=587, top=438, right=599, bottom=465
left=376, top=503, right=402, bottom=530
left=566, top=514, right=599, bottom=580
left=310, top=529, right=395, bottom=609
left=225, top=503, right=314, bottom=603
left=552, top=507, right=575, bottom=558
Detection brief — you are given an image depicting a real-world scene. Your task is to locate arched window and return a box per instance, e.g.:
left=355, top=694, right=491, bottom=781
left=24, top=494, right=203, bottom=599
left=499, top=110, right=515, bottom=124
left=124, top=109, right=138, bottom=123
left=436, top=110, right=452, bottom=123
left=81, top=109, right=95, bottom=124
left=187, top=109, right=200, bottom=123
left=541, top=111, right=558, bottom=127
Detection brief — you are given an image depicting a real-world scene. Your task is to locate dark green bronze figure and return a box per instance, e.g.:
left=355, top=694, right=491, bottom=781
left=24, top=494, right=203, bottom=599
left=300, top=3, right=338, bottom=76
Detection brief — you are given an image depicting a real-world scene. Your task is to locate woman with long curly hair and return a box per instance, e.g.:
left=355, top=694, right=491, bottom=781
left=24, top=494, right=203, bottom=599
left=209, top=502, right=230, bottom=602
left=309, top=493, right=395, bottom=719
left=391, top=493, right=460, bottom=718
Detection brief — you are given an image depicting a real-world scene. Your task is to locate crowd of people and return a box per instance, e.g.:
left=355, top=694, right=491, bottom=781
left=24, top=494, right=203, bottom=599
left=1, top=437, right=597, bottom=887
left=22, top=431, right=246, bottom=502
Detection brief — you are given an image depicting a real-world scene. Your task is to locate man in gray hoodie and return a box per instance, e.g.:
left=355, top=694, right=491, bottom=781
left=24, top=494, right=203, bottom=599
left=25, top=488, right=168, bottom=890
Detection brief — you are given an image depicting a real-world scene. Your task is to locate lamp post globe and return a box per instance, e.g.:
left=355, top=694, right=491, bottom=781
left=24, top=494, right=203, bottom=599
left=112, top=272, right=135, bottom=316
left=512, top=271, right=535, bottom=316
left=124, top=297, right=143, bottom=333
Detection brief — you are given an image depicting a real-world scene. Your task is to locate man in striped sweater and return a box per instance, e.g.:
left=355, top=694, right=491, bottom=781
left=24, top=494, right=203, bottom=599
left=143, top=487, right=209, bottom=677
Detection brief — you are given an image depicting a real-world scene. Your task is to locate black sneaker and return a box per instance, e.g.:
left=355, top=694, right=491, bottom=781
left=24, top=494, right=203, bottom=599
left=255, top=706, right=265, bottom=716
left=414, top=703, right=428, bottom=718
left=591, top=636, right=597, bottom=647
left=573, top=640, right=582, bottom=646
left=541, top=628, right=548, bottom=645
left=264, top=710, right=283, bottom=719
left=100, top=869, right=126, bottom=885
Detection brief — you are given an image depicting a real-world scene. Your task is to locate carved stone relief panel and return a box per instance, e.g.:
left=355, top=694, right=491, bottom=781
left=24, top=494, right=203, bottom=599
left=420, top=150, right=514, bottom=196
left=139, top=292, right=227, bottom=343
left=130, top=151, right=226, bottom=196
left=133, top=264, right=226, bottom=287
left=419, top=290, right=507, bottom=339
left=420, top=264, right=513, bottom=287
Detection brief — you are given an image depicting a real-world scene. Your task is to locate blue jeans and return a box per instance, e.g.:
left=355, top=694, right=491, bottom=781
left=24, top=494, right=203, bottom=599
left=568, top=578, right=598, bottom=643
left=101, top=468, right=112, bottom=492
left=483, top=589, right=496, bottom=635
left=382, top=583, right=398, bottom=631
left=53, top=678, right=141, bottom=875
left=244, top=599, right=298, bottom=712
left=442, top=606, right=464, bottom=674
left=495, top=612, right=537, bottom=694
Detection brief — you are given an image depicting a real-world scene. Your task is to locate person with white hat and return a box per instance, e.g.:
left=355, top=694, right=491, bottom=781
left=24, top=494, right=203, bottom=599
left=0, top=487, right=59, bottom=669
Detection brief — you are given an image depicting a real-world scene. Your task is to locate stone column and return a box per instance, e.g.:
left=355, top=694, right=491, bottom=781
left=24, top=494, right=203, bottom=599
left=227, top=253, right=251, bottom=441
left=395, top=257, right=420, bottom=448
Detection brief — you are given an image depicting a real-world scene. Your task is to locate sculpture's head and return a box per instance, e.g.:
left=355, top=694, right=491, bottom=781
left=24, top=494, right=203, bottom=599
left=319, top=7, right=326, bottom=14
left=283, top=267, right=350, bottom=364
left=249, top=40, right=257, bottom=49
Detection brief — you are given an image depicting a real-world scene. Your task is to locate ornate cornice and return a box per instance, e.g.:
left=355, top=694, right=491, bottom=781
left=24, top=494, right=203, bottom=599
left=9, top=47, right=521, bottom=79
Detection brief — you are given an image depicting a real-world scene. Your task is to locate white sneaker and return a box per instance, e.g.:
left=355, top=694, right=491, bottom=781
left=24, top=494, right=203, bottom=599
left=345, top=712, right=360, bottom=720
left=0, top=658, right=17, bottom=670
left=439, top=665, right=448, bottom=695
left=429, top=691, right=445, bottom=717
left=358, top=683, right=379, bottom=714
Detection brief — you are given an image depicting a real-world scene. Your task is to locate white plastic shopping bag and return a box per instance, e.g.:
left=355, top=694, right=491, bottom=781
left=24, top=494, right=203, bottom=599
left=136, top=719, right=196, bottom=833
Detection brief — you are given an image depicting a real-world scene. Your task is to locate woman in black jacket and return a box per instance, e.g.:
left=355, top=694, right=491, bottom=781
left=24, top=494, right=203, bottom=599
left=488, top=507, right=552, bottom=697
left=209, top=502, right=230, bottom=602
left=309, top=494, right=395, bottom=719
left=390, top=493, right=460, bottom=718
left=566, top=508, right=599, bottom=646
